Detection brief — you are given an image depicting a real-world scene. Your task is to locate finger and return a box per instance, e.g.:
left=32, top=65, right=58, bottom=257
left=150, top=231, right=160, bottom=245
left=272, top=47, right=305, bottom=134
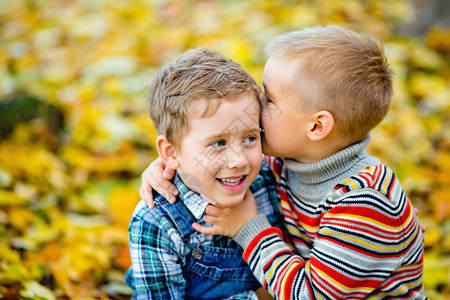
left=202, top=214, right=221, bottom=225
left=192, top=223, right=222, bottom=236
left=204, top=204, right=225, bottom=217
left=151, top=170, right=178, bottom=201
left=148, top=172, right=175, bottom=202
left=149, top=159, right=176, bottom=194
left=141, top=185, right=155, bottom=209
left=163, top=166, right=176, bottom=180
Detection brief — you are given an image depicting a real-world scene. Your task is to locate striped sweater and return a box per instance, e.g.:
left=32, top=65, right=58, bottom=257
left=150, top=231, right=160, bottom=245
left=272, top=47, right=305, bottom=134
left=234, top=136, right=425, bottom=299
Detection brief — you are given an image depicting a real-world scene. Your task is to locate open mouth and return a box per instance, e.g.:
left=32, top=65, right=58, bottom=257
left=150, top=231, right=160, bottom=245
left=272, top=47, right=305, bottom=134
left=216, top=175, right=247, bottom=192
left=217, top=175, right=246, bottom=186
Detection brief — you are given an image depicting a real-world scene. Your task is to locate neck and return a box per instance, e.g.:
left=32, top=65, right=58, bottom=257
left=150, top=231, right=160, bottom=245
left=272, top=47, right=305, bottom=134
left=293, top=133, right=355, bottom=163
left=282, top=135, right=379, bottom=202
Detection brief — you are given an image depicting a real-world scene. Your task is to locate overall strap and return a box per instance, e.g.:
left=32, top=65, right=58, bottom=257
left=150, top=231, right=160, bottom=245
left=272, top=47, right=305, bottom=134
left=159, top=199, right=197, bottom=239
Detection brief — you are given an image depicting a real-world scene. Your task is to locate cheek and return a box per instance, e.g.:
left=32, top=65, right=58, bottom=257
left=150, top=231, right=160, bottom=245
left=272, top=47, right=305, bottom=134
left=261, top=110, right=279, bottom=131
left=203, top=154, right=225, bottom=174
left=249, top=148, right=262, bottom=169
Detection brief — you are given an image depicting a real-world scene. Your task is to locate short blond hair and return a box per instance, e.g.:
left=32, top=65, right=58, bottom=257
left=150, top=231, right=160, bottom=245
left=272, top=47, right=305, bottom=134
left=148, top=48, right=261, bottom=148
left=266, top=25, right=393, bottom=142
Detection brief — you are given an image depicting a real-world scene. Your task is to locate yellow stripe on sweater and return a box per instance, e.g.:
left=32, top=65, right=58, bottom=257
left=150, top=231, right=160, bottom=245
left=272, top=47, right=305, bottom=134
left=321, top=229, right=404, bottom=251
left=381, top=168, right=392, bottom=195
left=313, top=265, right=372, bottom=293
left=366, top=277, right=423, bottom=299
left=324, top=213, right=406, bottom=230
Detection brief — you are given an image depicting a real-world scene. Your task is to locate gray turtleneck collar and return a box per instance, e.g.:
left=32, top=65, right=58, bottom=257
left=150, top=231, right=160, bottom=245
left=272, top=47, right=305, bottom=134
left=283, top=135, right=380, bottom=202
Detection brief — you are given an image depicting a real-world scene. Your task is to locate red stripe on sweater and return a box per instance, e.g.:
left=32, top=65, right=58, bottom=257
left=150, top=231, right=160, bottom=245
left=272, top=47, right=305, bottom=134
left=308, top=264, right=367, bottom=299
left=310, top=256, right=382, bottom=289
left=317, top=234, right=407, bottom=258
left=281, top=198, right=322, bottom=228
left=359, top=172, right=372, bottom=187
left=319, top=221, right=402, bottom=240
left=324, top=206, right=402, bottom=228
left=282, top=260, right=305, bottom=300
left=386, top=173, right=396, bottom=199
left=383, top=265, right=424, bottom=288
left=270, top=256, right=304, bottom=296
left=263, top=249, right=293, bottom=272
left=243, top=227, right=283, bottom=261
left=373, top=165, right=383, bottom=189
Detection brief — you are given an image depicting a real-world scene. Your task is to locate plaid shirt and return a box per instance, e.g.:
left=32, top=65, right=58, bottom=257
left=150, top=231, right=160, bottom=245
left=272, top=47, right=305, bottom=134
left=126, top=162, right=281, bottom=299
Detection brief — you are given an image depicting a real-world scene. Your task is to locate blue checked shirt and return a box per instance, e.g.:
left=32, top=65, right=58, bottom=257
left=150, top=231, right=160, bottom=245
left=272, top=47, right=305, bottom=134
left=126, top=162, right=281, bottom=299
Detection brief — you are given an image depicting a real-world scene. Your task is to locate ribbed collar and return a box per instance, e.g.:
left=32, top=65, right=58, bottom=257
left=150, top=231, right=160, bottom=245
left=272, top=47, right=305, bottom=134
left=282, top=135, right=376, bottom=202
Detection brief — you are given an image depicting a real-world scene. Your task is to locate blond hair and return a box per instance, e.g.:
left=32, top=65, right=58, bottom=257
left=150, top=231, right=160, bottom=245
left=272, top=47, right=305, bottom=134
left=266, top=25, right=393, bottom=142
left=148, top=48, right=261, bottom=148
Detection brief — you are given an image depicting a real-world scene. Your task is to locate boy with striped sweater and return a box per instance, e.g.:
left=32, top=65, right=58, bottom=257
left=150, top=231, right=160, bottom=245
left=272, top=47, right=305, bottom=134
left=141, top=25, right=425, bottom=299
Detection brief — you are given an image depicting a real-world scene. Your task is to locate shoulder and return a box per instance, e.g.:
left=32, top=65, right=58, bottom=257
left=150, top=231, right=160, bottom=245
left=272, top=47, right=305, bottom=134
left=326, top=164, right=409, bottom=219
left=129, top=198, right=182, bottom=246
left=130, top=196, right=169, bottom=225
left=332, top=164, right=404, bottom=200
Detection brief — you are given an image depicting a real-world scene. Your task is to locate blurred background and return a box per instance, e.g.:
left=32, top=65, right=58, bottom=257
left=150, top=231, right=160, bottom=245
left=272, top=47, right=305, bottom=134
left=0, top=0, right=448, bottom=299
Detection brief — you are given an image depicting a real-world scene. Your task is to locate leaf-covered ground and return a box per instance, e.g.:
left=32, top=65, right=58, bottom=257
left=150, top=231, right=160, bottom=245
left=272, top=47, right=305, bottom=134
left=0, top=0, right=449, bottom=299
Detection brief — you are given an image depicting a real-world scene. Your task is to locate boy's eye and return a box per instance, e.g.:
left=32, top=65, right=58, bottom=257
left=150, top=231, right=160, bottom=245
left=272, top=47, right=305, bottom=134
left=243, top=136, right=257, bottom=144
left=262, top=95, right=273, bottom=106
left=211, top=140, right=226, bottom=147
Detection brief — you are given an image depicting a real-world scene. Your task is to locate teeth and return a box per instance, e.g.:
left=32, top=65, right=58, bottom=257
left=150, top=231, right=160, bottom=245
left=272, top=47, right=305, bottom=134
left=220, top=176, right=244, bottom=186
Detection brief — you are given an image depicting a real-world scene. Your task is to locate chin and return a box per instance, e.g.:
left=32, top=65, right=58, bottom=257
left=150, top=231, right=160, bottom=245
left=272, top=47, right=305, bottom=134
left=222, top=193, right=246, bottom=207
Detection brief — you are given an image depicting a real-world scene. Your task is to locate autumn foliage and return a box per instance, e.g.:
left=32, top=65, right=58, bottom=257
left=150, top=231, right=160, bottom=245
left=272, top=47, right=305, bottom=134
left=0, top=0, right=449, bottom=299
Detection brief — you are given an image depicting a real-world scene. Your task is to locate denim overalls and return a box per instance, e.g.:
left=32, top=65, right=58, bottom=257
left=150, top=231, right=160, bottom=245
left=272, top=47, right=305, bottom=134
left=126, top=168, right=283, bottom=299
left=159, top=198, right=260, bottom=300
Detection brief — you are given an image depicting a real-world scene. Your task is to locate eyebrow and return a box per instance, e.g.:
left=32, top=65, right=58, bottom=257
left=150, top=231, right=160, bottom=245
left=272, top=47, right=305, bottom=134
left=203, top=127, right=260, bottom=142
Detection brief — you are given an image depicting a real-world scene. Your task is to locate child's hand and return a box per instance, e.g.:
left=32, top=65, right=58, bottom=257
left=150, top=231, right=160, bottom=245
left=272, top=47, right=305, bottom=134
left=139, top=157, right=178, bottom=209
left=192, top=190, right=259, bottom=237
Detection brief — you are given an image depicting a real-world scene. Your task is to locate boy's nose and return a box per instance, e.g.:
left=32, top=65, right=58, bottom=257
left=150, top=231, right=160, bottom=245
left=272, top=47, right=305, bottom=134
left=226, top=147, right=247, bottom=169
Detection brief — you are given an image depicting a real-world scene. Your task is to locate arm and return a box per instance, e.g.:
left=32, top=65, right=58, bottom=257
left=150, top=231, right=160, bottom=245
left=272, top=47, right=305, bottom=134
left=129, top=209, right=186, bottom=299
left=139, top=157, right=178, bottom=208
left=196, top=190, right=421, bottom=299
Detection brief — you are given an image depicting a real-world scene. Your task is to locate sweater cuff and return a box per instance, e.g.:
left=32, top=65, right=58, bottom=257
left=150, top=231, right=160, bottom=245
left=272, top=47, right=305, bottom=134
left=234, top=214, right=272, bottom=249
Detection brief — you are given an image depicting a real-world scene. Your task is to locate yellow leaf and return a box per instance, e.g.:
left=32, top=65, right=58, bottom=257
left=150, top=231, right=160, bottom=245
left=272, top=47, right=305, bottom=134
left=114, top=244, right=132, bottom=271
left=110, top=185, right=140, bottom=227
left=426, top=26, right=450, bottom=52
left=8, top=207, right=34, bottom=231
left=0, top=190, right=28, bottom=206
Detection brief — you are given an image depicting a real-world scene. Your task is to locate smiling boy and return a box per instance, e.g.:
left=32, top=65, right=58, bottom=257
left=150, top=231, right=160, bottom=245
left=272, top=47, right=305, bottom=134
left=125, top=48, right=281, bottom=299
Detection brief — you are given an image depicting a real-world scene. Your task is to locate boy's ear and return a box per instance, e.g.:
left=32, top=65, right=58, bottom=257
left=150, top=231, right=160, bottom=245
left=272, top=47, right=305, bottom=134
left=307, top=110, right=334, bottom=141
left=156, top=135, right=180, bottom=169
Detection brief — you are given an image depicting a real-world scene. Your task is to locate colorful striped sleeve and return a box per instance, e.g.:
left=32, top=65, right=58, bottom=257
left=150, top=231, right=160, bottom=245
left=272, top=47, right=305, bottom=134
left=235, top=173, right=424, bottom=299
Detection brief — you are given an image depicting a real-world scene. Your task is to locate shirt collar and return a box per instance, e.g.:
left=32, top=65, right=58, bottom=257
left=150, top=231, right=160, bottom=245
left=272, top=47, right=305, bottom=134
left=174, top=173, right=209, bottom=220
